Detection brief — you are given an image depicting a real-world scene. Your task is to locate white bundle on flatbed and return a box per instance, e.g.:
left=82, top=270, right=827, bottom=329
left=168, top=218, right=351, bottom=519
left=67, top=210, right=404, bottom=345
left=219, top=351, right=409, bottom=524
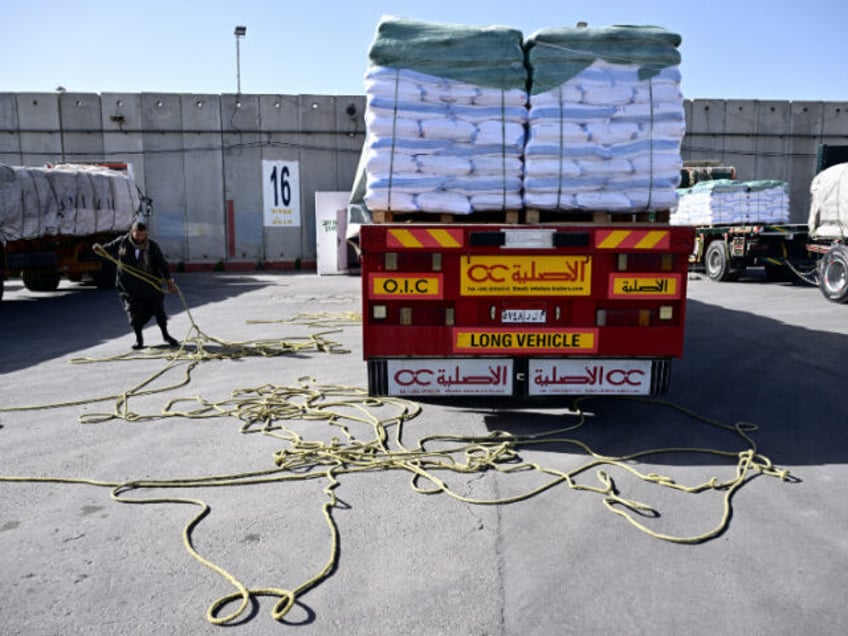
left=523, top=26, right=685, bottom=213
left=671, top=179, right=790, bottom=226
left=362, top=16, right=528, bottom=215
left=0, top=163, right=140, bottom=242
left=808, top=163, right=848, bottom=240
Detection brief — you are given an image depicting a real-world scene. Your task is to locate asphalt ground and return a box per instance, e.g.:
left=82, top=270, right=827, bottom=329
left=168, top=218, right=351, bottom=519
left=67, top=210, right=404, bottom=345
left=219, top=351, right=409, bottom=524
left=1, top=268, right=847, bottom=635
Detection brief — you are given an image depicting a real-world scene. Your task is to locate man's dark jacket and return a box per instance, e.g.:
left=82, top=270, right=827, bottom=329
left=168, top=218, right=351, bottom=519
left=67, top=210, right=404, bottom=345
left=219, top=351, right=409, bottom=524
left=100, top=233, right=171, bottom=300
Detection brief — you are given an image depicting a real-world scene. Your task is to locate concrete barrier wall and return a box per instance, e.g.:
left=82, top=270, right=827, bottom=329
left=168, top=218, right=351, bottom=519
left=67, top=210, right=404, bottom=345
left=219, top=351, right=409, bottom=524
left=1, top=92, right=846, bottom=267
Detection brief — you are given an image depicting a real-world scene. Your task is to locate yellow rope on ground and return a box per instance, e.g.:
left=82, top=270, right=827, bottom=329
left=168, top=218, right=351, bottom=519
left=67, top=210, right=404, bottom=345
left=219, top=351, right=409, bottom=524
left=0, top=261, right=795, bottom=625
left=0, top=376, right=794, bottom=624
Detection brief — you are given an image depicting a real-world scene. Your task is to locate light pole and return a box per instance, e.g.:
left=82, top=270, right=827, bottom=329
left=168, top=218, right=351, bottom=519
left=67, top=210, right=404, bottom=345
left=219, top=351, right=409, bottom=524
left=234, top=26, right=246, bottom=94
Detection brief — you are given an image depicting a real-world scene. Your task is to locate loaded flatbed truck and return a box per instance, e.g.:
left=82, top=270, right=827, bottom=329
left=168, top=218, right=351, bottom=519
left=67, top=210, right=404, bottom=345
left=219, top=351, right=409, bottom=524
left=691, top=222, right=811, bottom=282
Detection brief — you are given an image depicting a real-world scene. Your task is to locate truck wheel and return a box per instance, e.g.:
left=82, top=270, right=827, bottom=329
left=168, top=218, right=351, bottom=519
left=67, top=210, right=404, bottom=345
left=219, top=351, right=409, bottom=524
left=704, top=241, right=738, bottom=282
left=21, top=270, right=60, bottom=292
left=819, top=245, right=848, bottom=303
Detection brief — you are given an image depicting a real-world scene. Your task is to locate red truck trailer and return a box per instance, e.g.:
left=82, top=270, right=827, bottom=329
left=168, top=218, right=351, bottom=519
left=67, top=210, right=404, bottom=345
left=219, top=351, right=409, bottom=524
left=360, top=220, right=694, bottom=398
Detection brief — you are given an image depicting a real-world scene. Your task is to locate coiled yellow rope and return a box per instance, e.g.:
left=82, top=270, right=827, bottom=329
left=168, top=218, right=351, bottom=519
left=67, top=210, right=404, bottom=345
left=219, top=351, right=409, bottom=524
left=0, top=261, right=794, bottom=626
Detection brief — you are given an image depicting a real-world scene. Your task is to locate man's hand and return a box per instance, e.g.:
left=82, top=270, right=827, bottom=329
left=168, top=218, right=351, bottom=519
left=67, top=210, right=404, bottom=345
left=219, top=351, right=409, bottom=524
left=92, top=243, right=106, bottom=256
left=167, top=278, right=178, bottom=294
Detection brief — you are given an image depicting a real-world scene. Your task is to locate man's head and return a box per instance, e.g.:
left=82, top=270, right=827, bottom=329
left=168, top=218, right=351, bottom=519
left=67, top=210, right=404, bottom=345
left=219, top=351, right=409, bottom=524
left=130, top=220, right=149, bottom=244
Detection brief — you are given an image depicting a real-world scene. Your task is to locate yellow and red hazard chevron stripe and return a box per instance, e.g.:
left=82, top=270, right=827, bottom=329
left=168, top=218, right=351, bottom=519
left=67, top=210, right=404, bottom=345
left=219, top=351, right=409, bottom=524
left=595, top=229, right=670, bottom=250
left=386, top=228, right=464, bottom=249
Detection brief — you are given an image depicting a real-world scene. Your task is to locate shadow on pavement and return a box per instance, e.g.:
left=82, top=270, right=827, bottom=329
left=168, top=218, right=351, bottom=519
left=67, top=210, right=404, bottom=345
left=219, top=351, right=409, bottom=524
left=0, top=273, right=281, bottom=373
left=452, top=297, right=848, bottom=469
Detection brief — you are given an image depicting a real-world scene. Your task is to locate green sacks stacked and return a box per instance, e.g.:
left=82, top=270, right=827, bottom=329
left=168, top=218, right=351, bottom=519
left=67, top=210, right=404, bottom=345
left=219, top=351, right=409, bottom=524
left=523, top=25, right=685, bottom=212
left=362, top=16, right=528, bottom=215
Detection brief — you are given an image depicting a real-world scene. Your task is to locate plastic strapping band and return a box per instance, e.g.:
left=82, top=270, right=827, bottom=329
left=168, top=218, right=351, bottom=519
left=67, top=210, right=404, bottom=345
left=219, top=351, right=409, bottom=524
left=557, top=85, right=565, bottom=210
left=501, top=89, right=507, bottom=211
left=387, top=68, right=401, bottom=213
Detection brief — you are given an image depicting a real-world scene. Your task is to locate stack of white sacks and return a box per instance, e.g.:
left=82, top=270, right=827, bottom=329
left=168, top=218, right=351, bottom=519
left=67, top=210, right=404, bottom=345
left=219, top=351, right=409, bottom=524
left=671, top=180, right=790, bottom=225
left=523, top=26, right=685, bottom=212
left=359, top=18, right=686, bottom=216
left=362, top=17, right=528, bottom=215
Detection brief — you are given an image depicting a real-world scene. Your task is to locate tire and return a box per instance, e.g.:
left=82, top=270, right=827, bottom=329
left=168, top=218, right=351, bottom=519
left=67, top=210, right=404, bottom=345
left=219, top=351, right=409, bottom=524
left=21, top=269, right=60, bottom=292
left=704, top=240, right=738, bottom=282
left=819, top=245, right=848, bottom=303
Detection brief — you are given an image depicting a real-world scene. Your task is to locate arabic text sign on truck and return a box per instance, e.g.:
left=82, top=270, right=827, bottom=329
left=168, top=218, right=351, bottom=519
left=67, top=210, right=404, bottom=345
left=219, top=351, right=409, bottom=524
left=361, top=223, right=694, bottom=397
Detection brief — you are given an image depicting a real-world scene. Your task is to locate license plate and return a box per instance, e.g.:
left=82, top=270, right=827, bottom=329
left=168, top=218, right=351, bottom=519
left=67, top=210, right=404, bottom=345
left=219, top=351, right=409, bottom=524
left=502, top=309, right=546, bottom=323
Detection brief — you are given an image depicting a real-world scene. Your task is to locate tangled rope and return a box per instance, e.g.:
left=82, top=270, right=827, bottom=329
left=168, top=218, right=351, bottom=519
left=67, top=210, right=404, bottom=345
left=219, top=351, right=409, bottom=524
left=0, top=263, right=795, bottom=626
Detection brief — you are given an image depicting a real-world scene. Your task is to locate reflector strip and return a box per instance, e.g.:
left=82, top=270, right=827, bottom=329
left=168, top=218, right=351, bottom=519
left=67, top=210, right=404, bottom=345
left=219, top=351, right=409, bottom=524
left=387, top=228, right=463, bottom=249
left=596, top=229, right=670, bottom=250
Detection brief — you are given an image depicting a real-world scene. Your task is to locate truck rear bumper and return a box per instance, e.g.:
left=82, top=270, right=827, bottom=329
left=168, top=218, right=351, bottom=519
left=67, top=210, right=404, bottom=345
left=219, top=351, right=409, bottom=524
left=367, top=357, right=672, bottom=398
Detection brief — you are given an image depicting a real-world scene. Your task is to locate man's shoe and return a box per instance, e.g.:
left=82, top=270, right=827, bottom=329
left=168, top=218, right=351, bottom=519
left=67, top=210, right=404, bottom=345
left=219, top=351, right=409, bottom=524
left=165, top=336, right=179, bottom=348
left=132, top=342, right=144, bottom=350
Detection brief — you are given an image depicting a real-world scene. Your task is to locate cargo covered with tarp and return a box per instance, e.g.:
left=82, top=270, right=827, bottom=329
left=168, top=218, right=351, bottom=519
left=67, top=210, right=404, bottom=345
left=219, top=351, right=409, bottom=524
left=354, top=17, right=688, bottom=218
left=360, top=15, right=528, bottom=215
left=0, top=163, right=140, bottom=242
left=523, top=25, right=685, bottom=212
left=808, top=163, right=848, bottom=240
left=671, top=179, right=790, bottom=226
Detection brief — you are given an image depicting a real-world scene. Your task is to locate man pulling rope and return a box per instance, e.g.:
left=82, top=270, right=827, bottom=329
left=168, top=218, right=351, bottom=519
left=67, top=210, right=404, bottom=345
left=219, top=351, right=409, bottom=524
left=94, top=220, right=179, bottom=350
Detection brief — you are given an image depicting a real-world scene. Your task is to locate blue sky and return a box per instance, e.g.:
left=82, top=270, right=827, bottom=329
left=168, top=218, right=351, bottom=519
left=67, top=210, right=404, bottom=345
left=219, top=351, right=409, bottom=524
left=3, top=0, right=846, bottom=101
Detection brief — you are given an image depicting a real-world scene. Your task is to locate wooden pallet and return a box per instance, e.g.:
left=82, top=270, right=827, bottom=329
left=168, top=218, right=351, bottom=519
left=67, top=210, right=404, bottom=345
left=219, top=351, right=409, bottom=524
left=371, top=208, right=670, bottom=225
left=371, top=209, right=521, bottom=224
left=524, top=209, right=670, bottom=224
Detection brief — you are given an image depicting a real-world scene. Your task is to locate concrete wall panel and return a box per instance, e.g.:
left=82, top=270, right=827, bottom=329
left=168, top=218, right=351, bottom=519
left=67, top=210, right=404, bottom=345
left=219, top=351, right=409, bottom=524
left=682, top=99, right=727, bottom=164
left=788, top=102, right=826, bottom=220
left=723, top=100, right=757, bottom=180
left=222, top=94, right=263, bottom=264
left=140, top=93, right=185, bottom=260
left=297, top=95, right=343, bottom=264
left=335, top=95, right=366, bottom=198
left=821, top=103, right=848, bottom=137
left=754, top=101, right=790, bottom=182
left=100, top=93, right=146, bottom=194
left=59, top=93, right=104, bottom=161
left=182, top=95, right=224, bottom=262
left=15, top=93, right=61, bottom=164
left=257, top=95, right=301, bottom=265
left=0, top=94, right=22, bottom=163
left=0, top=93, right=21, bottom=166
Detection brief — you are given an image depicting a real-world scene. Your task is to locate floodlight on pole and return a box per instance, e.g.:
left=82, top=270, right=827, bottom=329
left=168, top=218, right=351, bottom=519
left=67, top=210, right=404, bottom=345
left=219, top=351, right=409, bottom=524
left=234, top=26, right=247, bottom=94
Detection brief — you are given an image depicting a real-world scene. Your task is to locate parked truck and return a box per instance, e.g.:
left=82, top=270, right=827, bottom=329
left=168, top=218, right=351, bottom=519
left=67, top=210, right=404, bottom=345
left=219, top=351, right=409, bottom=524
left=675, top=167, right=810, bottom=282
left=679, top=146, right=848, bottom=303
left=354, top=17, right=695, bottom=398
left=0, top=162, right=146, bottom=301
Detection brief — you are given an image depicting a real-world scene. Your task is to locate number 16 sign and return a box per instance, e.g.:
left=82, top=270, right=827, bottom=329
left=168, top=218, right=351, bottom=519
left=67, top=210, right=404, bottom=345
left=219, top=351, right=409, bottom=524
left=262, top=160, right=301, bottom=227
